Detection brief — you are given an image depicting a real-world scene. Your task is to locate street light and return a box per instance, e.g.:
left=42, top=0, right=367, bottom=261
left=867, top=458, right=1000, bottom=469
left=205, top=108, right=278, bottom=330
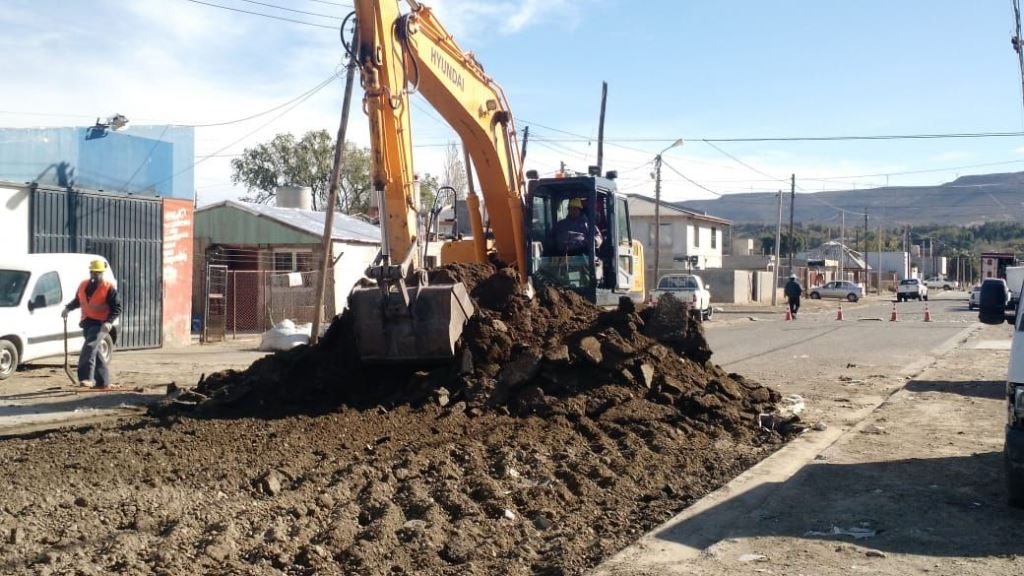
left=653, top=138, right=684, bottom=287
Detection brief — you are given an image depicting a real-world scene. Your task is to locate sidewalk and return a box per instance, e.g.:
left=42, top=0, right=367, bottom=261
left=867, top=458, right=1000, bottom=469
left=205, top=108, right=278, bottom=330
left=717, top=295, right=885, bottom=316
left=594, top=322, right=1024, bottom=576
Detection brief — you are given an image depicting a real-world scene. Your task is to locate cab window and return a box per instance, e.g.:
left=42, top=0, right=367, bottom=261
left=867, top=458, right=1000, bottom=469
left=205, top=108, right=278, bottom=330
left=30, top=271, right=62, bottom=307
left=0, top=270, right=30, bottom=307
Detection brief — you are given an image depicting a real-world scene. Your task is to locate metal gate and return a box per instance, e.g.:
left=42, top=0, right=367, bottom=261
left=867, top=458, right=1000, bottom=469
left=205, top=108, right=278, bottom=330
left=29, top=186, right=164, bottom=349
left=203, top=265, right=228, bottom=343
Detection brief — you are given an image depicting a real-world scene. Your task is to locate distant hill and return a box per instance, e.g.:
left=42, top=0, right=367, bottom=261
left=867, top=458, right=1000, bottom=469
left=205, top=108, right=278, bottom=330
left=677, top=171, right=1024, bottom=226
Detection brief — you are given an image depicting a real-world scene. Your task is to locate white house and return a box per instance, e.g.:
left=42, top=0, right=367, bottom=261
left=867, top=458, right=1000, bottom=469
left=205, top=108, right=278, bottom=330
left=626, top=194, right=731, bottom=291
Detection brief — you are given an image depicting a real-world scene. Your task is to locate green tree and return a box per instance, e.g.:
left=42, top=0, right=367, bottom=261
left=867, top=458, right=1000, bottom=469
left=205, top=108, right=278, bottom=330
left=418, top=173, right=441, bottom=210
left=230, top=130, right=373, bottom=214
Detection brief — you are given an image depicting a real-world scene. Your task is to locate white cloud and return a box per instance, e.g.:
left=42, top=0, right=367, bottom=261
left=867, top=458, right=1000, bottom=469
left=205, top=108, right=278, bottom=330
left=929, top=150, right=971, bottom=163
left=429, top=0, right=583, bottom=39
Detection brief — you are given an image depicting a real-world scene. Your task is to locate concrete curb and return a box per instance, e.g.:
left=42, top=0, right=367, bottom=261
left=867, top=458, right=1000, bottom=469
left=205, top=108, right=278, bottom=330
left=589, top=323, right=979, bottom=576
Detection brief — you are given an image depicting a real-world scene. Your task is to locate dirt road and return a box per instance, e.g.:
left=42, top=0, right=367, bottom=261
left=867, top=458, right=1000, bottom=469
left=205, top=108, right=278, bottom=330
left=0, top=286, right=792, bottom=576
left=0, top=291, right=999, bottom=575
left=0, top=339, right=267, bottom=436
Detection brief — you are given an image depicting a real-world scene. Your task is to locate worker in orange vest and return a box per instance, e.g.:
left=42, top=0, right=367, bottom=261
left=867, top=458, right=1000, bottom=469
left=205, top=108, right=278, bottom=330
left=62, top=259, right=122, bottom=388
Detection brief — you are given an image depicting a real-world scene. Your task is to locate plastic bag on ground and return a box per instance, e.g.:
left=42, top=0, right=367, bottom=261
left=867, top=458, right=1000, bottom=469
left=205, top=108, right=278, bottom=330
left=258, top=319, right=312, bottom=352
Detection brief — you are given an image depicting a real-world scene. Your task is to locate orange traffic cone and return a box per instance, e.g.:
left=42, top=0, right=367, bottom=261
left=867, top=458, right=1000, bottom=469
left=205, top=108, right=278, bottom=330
left=923, top=302, right=932, bottom=322
left=890, top=302, right=899, bottom=322
left=784, top=307, right=793, bottom=321
left=836, top=303, right=845, bottom=321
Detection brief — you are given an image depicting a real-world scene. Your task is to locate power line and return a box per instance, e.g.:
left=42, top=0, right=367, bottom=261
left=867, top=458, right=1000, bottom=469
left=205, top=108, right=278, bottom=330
left=178, top=0, right=338, bottom=29
left=177, top=72, right=346, bottom=128
left=120, top=125, right=171, bottom=193
left=305, top=0, right=354, bottom=6
left=514, top=119, right=1024, bottom=144
left=232, top=0, right=345, bottom=20
left=660, top=160, right=723, bottom=197
left=153, top=70, right=342, bottom=189
left=702, top=139, right=871, bottom=218
left=702, top=140, right=787, bottom=184
left=520, top=119, right=652, bottom=155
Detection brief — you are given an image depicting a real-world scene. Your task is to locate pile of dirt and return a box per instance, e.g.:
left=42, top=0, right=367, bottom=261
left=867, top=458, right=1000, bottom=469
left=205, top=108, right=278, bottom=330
left=0, top=265, right=797, bottom=576
left=163, top=265, right=782, bottom=435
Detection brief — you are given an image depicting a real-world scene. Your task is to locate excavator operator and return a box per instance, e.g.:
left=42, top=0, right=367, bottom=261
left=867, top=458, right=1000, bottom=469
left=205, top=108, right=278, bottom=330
left=552, top=198, right=602, bottom=255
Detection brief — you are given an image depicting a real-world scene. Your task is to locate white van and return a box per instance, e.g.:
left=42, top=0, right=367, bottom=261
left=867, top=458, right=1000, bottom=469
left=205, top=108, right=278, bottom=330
left=0, top=254, right=117, bottom=380
left=1005, top=295, right=1024, bottom=506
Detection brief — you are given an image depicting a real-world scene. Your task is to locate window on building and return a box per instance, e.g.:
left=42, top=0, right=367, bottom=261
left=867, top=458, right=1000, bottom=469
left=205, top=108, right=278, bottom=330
left=711, top=227, right=718, bottom=249
left=693, top=225, right=700, bottom=248
left=273, top=250, right=314, bottom=273
left=648, top=223, right=674, bottom=248
left=30, top=271, right=62, bottom=307
left=660, top=223, right=673, bottom=247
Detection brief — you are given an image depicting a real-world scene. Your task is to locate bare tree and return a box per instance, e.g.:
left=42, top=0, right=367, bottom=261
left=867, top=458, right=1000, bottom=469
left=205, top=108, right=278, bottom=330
left=441, top=142, right=467, bottom=200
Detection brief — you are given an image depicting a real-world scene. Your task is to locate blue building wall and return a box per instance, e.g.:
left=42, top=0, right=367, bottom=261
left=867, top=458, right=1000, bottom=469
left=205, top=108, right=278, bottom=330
left=0, top=125, right=194, bottom=199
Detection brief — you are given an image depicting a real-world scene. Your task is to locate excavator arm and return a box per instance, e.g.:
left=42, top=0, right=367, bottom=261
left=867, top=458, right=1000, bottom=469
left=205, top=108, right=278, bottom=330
left=349, top=0, right=528, bottom=362
left=354, top=0, right=528, bottom=275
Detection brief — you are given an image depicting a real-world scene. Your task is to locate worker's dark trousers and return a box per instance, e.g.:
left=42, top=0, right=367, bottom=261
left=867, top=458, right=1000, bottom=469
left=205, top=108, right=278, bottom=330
left=78, top=322, right=110, bottom=386
left=788, top=296, right=801, bottom=315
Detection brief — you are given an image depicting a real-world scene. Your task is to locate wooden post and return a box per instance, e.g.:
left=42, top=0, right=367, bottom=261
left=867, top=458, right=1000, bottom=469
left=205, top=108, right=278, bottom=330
left=597, top=81, right=608, bottom=173
left=311, top=25, right=359, bottom=345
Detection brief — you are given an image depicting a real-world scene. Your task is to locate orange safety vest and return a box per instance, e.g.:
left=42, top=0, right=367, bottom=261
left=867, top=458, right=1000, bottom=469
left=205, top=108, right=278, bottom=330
left=77, top=280, right=113, bottom=322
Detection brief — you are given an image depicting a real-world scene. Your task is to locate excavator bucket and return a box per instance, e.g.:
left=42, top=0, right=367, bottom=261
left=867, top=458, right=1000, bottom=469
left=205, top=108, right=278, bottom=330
left=349, top=281, right=475, bottom=362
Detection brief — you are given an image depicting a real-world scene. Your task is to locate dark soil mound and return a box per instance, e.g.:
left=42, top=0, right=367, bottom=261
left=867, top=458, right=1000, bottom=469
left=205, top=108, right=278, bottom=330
left=157, top=265, right=783, bottom=439
left=10, top=264, right=798, bottom=576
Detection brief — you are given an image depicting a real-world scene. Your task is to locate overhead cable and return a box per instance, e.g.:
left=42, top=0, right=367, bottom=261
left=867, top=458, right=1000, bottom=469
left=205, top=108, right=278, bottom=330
left=178, top=0, right=337, bottom=29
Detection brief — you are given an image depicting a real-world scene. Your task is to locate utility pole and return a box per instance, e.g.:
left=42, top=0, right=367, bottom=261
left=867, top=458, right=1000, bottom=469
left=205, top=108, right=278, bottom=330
left=652, top=139, right=683, bottom=291
left=520, top=126, right=529, bottom=163
left=877, top=224, right=883, bottom=293
left=1013, top=0, right=1024, bottom=115
left=863, top=210, right=868, bottom=259
left=772, top=190, right=783, bottom=306
left=596, top=81, right=608, bottom=174
left=653, top=154, right=664, bottom=287
left=840, top=211, right=846, bottom=281
left=788, top=174, right=796, bottom=275
left=311, top=24, right=359, bottom=345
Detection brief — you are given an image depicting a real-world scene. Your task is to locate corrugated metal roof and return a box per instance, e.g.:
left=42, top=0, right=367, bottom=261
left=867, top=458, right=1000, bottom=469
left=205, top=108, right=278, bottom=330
left=198, top=200, right=381, bottom=245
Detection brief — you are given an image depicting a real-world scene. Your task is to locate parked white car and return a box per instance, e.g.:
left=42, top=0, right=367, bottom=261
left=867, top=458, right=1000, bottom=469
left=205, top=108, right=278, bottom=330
left=897, top=278, right=929, bottom=302
left=649, top=274, right=713, bottom=321
left=808, top=280, right=864, bottom=302
left=968, top=284, right=981, bottom=310
left=0, top=254, right=117, bottom=380
left=925, top=277, right=959, bottom=291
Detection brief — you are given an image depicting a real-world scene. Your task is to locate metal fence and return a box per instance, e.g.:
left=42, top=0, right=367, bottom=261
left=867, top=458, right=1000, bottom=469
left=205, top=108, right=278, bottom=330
left=200, top=268, right=334, bottom=340
left=31, top=187, right=164, bottom=349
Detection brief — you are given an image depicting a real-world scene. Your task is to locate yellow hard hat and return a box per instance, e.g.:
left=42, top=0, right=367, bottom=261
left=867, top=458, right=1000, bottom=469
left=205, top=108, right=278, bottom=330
left=89, top=259, right=107, bottom=272
left=568, top=198, right=583, bottom=209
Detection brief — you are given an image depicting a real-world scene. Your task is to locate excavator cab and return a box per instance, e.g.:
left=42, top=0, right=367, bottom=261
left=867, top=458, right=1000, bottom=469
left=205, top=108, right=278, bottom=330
left=526, top=175, right=644, bottom=306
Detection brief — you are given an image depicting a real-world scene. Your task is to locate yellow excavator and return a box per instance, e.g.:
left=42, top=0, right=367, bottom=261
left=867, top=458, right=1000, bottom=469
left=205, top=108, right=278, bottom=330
left=349, top=0, right=645, bottom=362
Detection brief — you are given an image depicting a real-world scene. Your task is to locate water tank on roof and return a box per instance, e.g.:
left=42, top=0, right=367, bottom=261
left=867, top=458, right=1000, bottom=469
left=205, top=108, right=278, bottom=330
left=275, top=185, right=312, bottom=210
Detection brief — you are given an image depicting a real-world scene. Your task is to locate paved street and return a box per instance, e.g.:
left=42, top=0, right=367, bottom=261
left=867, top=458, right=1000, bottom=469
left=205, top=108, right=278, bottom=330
left=595, top=291, right=1024, bottom=576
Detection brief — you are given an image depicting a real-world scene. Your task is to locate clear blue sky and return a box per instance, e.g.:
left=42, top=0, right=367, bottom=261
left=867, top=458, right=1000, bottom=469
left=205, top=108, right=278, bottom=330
left=1, top=0, right=1022, bottom=204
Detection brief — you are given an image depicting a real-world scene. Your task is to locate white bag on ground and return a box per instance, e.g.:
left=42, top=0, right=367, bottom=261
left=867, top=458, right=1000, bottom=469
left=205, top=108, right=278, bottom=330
left=258, top=319, right=312, bottom=352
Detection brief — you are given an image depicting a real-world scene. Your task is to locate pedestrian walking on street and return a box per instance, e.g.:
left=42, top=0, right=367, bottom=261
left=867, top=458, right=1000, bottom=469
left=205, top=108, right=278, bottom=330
left=62, top=259, right=121, bottom=388
left=784, top=273, right=803, bottom=318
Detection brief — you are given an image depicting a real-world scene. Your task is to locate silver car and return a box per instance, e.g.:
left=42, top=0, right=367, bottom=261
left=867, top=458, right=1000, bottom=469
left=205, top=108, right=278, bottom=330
left=808, top=280, right=864, bottom=302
